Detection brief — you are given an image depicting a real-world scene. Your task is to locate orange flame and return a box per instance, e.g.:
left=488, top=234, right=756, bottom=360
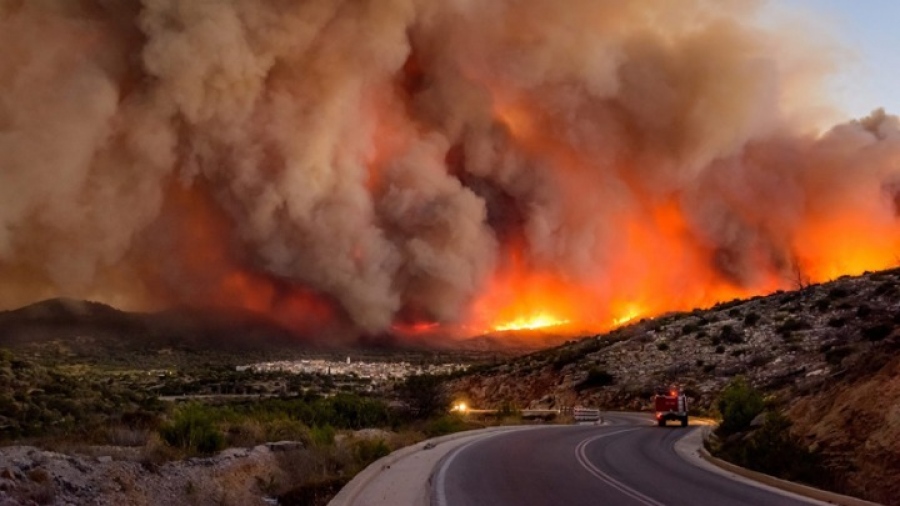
left=494, top=313, right=571, bottom=332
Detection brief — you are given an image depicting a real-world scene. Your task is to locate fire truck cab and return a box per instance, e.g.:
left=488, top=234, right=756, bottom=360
left=654, top=389, right=689, bottom=427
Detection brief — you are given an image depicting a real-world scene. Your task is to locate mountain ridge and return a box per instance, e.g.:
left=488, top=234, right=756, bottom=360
left=0, top=298, right=307, bottom=358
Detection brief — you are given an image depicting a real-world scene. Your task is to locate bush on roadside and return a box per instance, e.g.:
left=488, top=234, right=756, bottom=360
left=353, top=438, right=390, bottom=464
left=714, top=412, right=831, bottom=489
left=715, top=377, right=764, bottom=436
left=424, top=414, right=468, bottom=437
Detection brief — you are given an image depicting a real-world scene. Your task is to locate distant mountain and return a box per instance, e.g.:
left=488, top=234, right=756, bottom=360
left=448, top=267, right=900, bottom=503
left=0, top=297, right=548, bottom=363
left=0, top=298, right=304, bottom=358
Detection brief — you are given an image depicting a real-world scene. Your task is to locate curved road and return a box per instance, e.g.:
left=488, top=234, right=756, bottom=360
left=431, top=413, right=823, bottom=506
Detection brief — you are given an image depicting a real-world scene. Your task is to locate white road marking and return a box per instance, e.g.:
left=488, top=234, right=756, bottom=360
left=574, top=428, right=667, bottom=506
left=433, top=426, right=551, bottom=506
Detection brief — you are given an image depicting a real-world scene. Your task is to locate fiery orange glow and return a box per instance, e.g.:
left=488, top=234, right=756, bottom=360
left=146, top=180, right=339, bottom=333
left=392, top=321, right=441, bottom=335
left=794, top=214, right=900, bottom=282
left=611, top=303, right=644, bottom=327
left=221, top=271, right=276, bottom=314
left=467, top=194, right=898, bottom=336
left=494, top=313, right=571, bottom=332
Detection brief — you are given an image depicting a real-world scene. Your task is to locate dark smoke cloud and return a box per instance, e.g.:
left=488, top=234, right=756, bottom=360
left=1, top=0, right=898, bottom=337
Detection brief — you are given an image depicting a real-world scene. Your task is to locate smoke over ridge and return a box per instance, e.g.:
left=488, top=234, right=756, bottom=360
left=1, top=0, right=899, bottom=341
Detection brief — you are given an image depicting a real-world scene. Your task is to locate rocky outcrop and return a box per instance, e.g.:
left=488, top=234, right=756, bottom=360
left=0, top=444, right=285, bottom=506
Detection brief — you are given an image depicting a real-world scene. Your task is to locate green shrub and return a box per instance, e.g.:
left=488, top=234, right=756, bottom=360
left=263, top=418, right=309, bottom=443
left=310, top=425, right=336, bottom=447
left=353, top=439, right=390, bottom=464
left=327, top=394, right=392, bottom=429
left=716, top=377, right=764, bottom=436
left=159, top=404, right=224, bottom=454
left=717, top=412, right=830, bottom=488
left=201, top=393, right=391, bottom=432
left=425, top=415, right=467, bottom=437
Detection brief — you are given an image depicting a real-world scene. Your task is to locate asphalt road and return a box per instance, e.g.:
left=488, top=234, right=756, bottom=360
left=431, top=413, right=822, bottom=506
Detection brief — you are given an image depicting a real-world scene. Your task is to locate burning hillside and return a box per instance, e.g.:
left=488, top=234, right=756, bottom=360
left=1, top=1, right=899, bottom=343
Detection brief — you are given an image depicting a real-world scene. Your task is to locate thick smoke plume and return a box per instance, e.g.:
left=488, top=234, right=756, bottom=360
left=1, top=0, right=899, bottom=341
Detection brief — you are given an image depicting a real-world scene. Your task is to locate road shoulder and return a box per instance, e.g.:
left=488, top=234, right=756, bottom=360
left=674, top=428, right=880, bottom=506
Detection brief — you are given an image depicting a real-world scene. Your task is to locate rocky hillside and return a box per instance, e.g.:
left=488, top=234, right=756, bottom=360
left=449, top=268, right=900, bottom=502
left=787, top=352, right=900, bottom=503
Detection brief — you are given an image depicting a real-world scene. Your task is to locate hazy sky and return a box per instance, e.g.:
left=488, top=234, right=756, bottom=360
left=778, top=0, right=900, bottom=120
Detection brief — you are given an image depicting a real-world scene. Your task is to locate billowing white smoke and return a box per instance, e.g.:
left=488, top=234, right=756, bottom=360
left=0, top=0, right=898, bottom=336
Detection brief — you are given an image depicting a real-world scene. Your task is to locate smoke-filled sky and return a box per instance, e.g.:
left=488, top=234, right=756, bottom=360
left=773, top=0, right=900, bottom=120
left=2, top=0, right=900, bottom=343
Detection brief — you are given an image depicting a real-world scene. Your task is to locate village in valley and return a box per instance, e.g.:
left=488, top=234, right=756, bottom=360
left=237, top=357, right=468, bottom=387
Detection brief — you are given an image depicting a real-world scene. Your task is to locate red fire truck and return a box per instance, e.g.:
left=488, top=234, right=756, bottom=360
left=654, top=389, right=689, bottom=427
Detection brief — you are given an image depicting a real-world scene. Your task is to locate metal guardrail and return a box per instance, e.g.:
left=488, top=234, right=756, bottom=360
left=573, top=407, right=601, bottom=422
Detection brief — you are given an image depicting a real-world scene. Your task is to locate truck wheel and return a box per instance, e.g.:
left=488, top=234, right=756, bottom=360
left=681, top=416, right=688, bottom=427
left=658, top=419, right=665, bottom=427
